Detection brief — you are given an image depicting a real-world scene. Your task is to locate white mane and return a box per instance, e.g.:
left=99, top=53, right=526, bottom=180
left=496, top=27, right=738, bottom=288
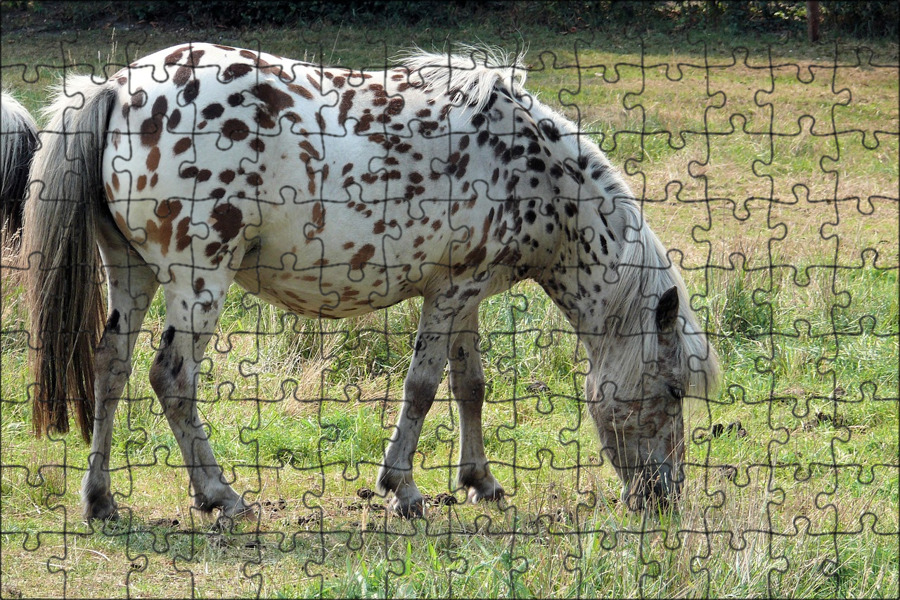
left=397, top=46, right=527, bottom=115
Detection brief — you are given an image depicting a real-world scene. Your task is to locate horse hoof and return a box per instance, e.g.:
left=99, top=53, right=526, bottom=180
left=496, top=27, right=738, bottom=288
left=388, top=496, right=426, bottom=519
left=467, top=482, right=506, bottom=504
left=227, top=502, right=257, bottom=520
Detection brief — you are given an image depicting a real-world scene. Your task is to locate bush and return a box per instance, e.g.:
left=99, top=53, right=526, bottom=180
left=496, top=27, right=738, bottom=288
left=9, top=1, right=898, bottom=39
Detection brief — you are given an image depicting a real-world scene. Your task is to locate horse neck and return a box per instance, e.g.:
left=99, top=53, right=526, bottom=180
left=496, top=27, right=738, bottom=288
left=538, top=195, right=652, bottom=335
left=530, top=147, right=671, bottom=378
left=521, top=99, right=718, bottom=398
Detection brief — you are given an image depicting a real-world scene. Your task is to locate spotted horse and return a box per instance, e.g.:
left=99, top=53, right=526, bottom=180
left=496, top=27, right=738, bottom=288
left=24, top=43, right=719, bottom=521
left=1, top=91, right=38, bottom=247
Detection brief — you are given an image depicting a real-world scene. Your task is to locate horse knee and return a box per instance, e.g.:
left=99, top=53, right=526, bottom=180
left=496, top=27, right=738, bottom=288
left=403, top=376, right=438, bottom=421
left=452, top=374, right=485, bottom=404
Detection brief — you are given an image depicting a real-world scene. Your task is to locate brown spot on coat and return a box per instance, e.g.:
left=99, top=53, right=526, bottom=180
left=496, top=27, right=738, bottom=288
left=173, top=137, right=192, bottom=155
left=183, top=80, right=200, bottom=104
left=222, top=119, right=250, bottom=141
left=210, top=203, right=244, bottom=243
left=114, top=212, right=133, bottom=239
left=146, top=147, right=161, bottom=172
left=251, top=83, right=295, bottom=114
left=222, top=63, right=253, bottom=82
left=175, top=217, right=191, bottom=251
left=287, top=83, right=313, bottom=99
left=164, top=49, right=185, bottom=65
left=173, top=65, right=192, bottom=87
left=140, top=96, right=168, bottom=147
left=145, top=199, right=183, bottom=256
left=349, top=244, right=376, bottom=270
left=338, top=89, right=356, bottom=124
left=311, top=202, right=326, bottom=233
left=131, top=90, right=146, bottom=109
left=201, top=103, right=224, bottom=120
left=298, top=140, right=320, bottom=161
left=168, top=109, right=182, bottom=131
left=386, top=98, right=404, bottom=115
left=185, top=49, right=205, bottom=66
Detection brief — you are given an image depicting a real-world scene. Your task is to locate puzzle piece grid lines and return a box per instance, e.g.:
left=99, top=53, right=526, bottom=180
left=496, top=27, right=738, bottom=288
left=0, top=29, right=897, bottom=598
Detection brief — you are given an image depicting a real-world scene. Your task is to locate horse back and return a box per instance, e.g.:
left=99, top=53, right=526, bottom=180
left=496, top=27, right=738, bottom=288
left=104, top=43, right=566, bottom=317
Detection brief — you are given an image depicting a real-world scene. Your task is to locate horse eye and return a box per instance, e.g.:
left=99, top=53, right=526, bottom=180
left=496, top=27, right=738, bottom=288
left=667, top=385, right=684, bottom=400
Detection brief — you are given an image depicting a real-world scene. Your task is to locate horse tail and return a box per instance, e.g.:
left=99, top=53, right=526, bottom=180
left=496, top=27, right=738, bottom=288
left=1, top=91, right=39, bottom=246
left=23, top=76, right=119, bottom=442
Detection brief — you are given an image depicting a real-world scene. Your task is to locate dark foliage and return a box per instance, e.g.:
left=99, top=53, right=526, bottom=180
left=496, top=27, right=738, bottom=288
left=2, top=1, right=897, bottom=39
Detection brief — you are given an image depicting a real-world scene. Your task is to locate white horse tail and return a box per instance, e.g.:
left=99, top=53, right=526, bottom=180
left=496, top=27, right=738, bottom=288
left=1, top=91, right=39, bottom=245
left=23, top=76, right=119, bottom=442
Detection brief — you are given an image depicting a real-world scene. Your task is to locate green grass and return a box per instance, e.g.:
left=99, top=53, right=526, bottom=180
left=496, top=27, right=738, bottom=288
left=1, top=21, right=898, bottom=599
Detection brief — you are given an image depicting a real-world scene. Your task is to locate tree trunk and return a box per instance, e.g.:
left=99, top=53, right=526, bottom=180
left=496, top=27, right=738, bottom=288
left=807, top=1, right=821, bottom=42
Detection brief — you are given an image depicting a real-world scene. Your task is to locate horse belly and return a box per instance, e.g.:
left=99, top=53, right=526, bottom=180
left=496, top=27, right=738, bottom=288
left=233, top=211, right=423, bottom=319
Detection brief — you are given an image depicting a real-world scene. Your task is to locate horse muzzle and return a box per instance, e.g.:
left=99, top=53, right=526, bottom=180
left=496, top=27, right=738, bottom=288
left=621, top=463, right=683, bottom=512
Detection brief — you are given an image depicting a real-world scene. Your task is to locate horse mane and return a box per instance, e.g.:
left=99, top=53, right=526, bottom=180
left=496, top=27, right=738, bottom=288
left=397, top=45, right=527, bottom=115
left=602, top=200, right=720, bottom=401
left=554, top=109, right=719, bottom=401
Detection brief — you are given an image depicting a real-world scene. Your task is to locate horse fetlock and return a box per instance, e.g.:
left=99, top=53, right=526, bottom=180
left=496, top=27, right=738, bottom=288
left=81, top=469, right=117, bottom=519
left=375, top=464, right=408, bottom=495
left=191, top=482, right=246, bottom=514
left=377, top=466, right=425, bottom=518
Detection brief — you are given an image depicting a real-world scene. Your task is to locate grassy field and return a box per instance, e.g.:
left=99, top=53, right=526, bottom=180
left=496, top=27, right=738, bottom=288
left=1, top=21, right=898, bottom=598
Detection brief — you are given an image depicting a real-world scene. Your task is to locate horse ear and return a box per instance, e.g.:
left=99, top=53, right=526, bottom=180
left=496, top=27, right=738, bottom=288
left=656, top=286, right=679, bottom=333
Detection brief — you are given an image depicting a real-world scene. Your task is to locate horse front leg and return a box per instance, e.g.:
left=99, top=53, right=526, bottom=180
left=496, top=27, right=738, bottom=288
left=377, top=299, right=470, bottom=518
left=149, top=281, right=251, bottom=521
left=82, top=244, right=159, bottom=521
left=449, top=312, right=505, bottom=504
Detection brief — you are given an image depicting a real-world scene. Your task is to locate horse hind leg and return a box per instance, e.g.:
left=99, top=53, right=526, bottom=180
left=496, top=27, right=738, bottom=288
left=449, top=312, right=505, bottom=504
left=82, top=226, right=159, bottom=520
left=149, top=274, right=251, bottom=520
